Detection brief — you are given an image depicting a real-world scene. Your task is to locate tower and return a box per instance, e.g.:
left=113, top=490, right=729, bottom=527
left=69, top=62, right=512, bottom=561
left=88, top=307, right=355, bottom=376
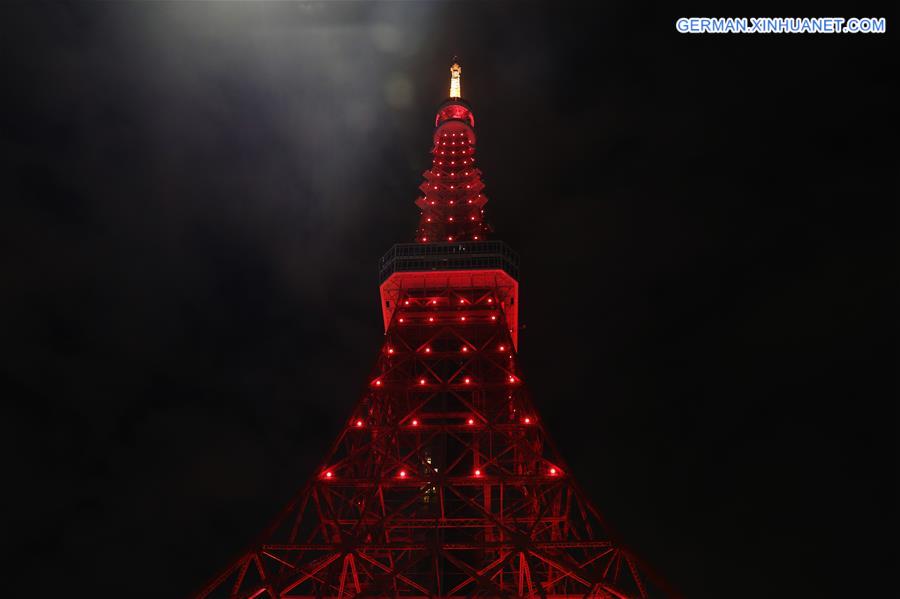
left=196, top=62, right=658, bottom=599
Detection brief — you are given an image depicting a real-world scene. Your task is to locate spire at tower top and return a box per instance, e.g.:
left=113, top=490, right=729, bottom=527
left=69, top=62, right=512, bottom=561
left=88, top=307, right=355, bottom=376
left=449, top=61, right=462, bottom=99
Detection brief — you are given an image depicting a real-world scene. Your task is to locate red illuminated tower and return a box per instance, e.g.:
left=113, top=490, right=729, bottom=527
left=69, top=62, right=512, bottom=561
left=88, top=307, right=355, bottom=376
left=195, top=62, right=659, bottom=599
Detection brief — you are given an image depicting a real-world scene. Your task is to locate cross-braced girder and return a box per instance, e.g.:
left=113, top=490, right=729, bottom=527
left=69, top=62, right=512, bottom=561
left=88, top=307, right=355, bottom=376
left=195, top=283, right=653, bottom=599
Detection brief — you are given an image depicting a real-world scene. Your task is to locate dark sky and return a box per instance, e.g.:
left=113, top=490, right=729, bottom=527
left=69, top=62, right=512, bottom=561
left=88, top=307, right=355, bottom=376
left=2, top=2, right=894, bottom=597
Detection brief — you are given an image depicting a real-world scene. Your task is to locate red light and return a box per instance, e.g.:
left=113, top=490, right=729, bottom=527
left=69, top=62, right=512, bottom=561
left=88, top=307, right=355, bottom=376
left=419, top=378, right=426, bottom=385
left=464, top=377, right=471, bottom=384
left=399, top=470, right=407, bottom=478
left=387, top=348, right=394, bottom=354
left=487, top=298, right=493, bottom=303
left=474, top=469, right=481, bottom=476
left=399, top=318, right=404, bottom=323
left=499, top=345, right=505, bottom=351
left=467, top=418, right=475, bottom=425
left=509, top=376, right=516, bottom=383
left=373, top=379, right=382, bottom=386
left=473, top=236, right=479, bottom=240
left=461, top=346, right=468, bottom=352
left=325, top=471, right=333, bottom=478
left=549, top=467, right=557, bottom=475
left=432, top=299, right=438, bottom=304
left=448, top=217, right=454, bottom=222
left=523, top=417, right=531, bottom=424
left=355, top=419, right=364, bottom=427
left=411, top=419, right=419, bottom=426
left=424, top=347, right=431, bottom=353
left=460, top=316, right=466, bottom=321
left=491, top=315, right=497, bottom=320
left=428, top=317, right=434, bottom=322
left=459, top=299, right=465, bottom=304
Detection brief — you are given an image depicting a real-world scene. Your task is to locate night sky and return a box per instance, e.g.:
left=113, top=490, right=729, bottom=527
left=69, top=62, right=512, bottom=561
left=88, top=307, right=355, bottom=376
left=2, top=2, right=894, bottom=597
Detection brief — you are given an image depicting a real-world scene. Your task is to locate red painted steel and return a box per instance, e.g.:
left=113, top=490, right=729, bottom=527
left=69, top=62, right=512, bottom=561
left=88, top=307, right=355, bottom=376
left=195, top=64, right=658, bottom=599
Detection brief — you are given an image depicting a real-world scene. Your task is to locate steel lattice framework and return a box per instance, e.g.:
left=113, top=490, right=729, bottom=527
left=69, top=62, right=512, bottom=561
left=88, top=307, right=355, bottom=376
left=195, top=62, right=659, bottom=599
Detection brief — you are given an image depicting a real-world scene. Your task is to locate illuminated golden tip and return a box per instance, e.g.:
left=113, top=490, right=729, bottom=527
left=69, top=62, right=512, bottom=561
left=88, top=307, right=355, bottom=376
left=449, top=62, right=461, bottom=99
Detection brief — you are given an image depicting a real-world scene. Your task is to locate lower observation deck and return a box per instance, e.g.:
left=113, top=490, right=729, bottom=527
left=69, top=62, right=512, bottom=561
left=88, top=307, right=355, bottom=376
left=378, top=240, right=519, bottom=283
left=378, top=240, right=521, bottom=349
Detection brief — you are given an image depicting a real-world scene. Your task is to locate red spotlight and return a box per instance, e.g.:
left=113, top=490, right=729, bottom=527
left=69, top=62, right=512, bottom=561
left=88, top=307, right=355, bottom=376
left=467, top=418, right=475, bottom=425
left=474, top=469, right=482, bottom=476
left=355, top=419, right=364, bottom=427
left=399, top=470, right=407, bottom=478
left=411, top=419, right=419, bottom=426
left=325, top=471, right=333, bottom=479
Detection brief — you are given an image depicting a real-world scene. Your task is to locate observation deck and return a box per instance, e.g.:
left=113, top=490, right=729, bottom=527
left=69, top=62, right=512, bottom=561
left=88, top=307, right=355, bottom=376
left=378, top=241, right=521, bottom=349
left=378, top=240, right=519, bottom=283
